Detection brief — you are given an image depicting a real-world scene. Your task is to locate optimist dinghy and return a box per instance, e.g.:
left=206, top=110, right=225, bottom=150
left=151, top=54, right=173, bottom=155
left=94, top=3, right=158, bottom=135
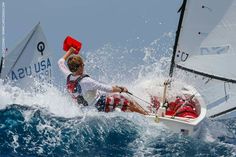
left=144, top=0, right=236, bottom=135
left=168, top=0, right=236, bottom=120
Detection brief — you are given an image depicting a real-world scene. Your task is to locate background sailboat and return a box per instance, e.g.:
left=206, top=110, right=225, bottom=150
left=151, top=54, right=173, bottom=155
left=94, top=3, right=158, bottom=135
left=169, top=0, right=236, bottom=119
left=0, top=23, right=54, bottom=90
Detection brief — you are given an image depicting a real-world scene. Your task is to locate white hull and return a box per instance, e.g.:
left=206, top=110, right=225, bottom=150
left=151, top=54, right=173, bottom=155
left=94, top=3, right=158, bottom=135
left=146, top=108, right=206, bottom=136
left=145, top=85, right=207, bottom=136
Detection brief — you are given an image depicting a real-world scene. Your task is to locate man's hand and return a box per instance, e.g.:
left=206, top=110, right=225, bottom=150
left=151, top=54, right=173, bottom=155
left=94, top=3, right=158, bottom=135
left=68, top=47, right=76, bottom=54
left=119, top=86, right=128, bottom=93
left=112, top=86, right=129, bottom=93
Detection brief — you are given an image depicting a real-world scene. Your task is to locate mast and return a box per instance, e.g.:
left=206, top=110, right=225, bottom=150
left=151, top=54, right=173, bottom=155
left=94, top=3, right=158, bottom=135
left=169, top=0, right=187, bottom=77
left=0, top=2, right=5, bottom=76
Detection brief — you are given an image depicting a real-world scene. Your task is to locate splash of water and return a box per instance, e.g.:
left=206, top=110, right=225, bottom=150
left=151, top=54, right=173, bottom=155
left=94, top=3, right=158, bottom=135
left=1, top=33, right=236, bottom=156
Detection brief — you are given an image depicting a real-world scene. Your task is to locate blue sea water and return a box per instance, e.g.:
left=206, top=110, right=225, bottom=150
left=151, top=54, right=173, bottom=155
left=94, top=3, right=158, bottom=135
left=0, top=104, right=236, bottom=157
left=1, top=34, right=236, bottom=156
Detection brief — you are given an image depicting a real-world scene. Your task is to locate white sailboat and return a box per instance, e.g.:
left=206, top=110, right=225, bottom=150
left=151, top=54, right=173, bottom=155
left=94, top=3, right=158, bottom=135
left=143, top=0, right=210, bottom=136
left=0, top=23, right=53, bottom=90
left=169, top=0, right=236, bottom=120
left=144, top=0, right=236, bottom=135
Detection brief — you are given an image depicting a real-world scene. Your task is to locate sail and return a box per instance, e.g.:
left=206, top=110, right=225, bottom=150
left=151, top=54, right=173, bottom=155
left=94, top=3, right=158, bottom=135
left=170, top=0, right=236, bottom=119
left=171, top=0, right=236, bottom=82
left=0, top=23, right=53, bottom=90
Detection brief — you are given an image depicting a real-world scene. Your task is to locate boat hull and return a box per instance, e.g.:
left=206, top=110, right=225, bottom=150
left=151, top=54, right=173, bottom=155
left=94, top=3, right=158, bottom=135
left=145, top=84, right=207, bottom=136
left=146, top=110, right=206, bottom=136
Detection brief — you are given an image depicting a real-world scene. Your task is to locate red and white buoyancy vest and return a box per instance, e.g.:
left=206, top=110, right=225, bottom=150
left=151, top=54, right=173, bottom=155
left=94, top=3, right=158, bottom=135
left=166, top=97, right=198, bottom=118
left=66, top=74, right=89, bottom=106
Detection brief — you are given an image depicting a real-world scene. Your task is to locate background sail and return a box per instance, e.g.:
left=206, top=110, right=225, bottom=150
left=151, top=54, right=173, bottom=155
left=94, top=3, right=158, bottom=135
left=0, top=23, right=53, bottom=90
left=174, top=0, right=236, bottom=82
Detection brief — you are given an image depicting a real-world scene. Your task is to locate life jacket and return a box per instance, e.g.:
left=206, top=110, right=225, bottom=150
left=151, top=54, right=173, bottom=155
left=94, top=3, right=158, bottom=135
left=66, top=74, right=89, bottom=106
left=166, top=97, right=198, bottom=118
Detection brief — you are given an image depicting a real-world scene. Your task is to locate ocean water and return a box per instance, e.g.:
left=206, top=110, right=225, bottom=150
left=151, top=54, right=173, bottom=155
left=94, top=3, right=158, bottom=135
left=1, top=34, right=236, bottom=157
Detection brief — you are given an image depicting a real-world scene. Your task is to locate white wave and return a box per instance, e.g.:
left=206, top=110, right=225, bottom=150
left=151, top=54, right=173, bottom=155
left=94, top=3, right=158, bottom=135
left=0, top=80, right=82, bottom=117
left=0, top=33, right=195, bottom=122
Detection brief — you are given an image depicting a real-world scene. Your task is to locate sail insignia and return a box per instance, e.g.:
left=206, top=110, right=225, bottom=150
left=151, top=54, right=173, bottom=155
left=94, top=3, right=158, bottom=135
left=0, top=23, right=53, bottom=90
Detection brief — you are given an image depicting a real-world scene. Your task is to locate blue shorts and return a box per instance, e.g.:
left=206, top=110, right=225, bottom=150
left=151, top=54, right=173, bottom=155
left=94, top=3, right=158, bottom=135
left=95, top=94, right=129, bottom=112
left=95, top=95, right=106, bottom=112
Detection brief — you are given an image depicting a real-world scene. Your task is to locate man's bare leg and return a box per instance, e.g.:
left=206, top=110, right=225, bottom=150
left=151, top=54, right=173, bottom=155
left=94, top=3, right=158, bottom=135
left=127, top=101, right=149, bottom=115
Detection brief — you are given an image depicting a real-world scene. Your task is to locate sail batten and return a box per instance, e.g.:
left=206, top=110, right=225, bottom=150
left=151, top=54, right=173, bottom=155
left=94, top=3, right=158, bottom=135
left=209, top=106, right=236, bottom=118
left=176, top=65, right=236, bottom=84
left=176, top=53, right=236, bottom=83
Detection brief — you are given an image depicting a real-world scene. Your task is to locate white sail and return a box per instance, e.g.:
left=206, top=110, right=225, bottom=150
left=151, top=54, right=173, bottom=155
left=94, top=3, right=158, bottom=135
left=170, top=0, right=236, bottom=119
left=0, top=23, right=53, bottom=90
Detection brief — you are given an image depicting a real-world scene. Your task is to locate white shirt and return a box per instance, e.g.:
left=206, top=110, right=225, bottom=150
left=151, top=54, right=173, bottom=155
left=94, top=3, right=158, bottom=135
left=58, top=58, right=112, bottom=105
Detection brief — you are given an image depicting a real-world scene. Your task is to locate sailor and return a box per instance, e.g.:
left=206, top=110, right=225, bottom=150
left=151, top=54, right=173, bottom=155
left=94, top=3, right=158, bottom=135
left=58, top=47, right=148, bottom=115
